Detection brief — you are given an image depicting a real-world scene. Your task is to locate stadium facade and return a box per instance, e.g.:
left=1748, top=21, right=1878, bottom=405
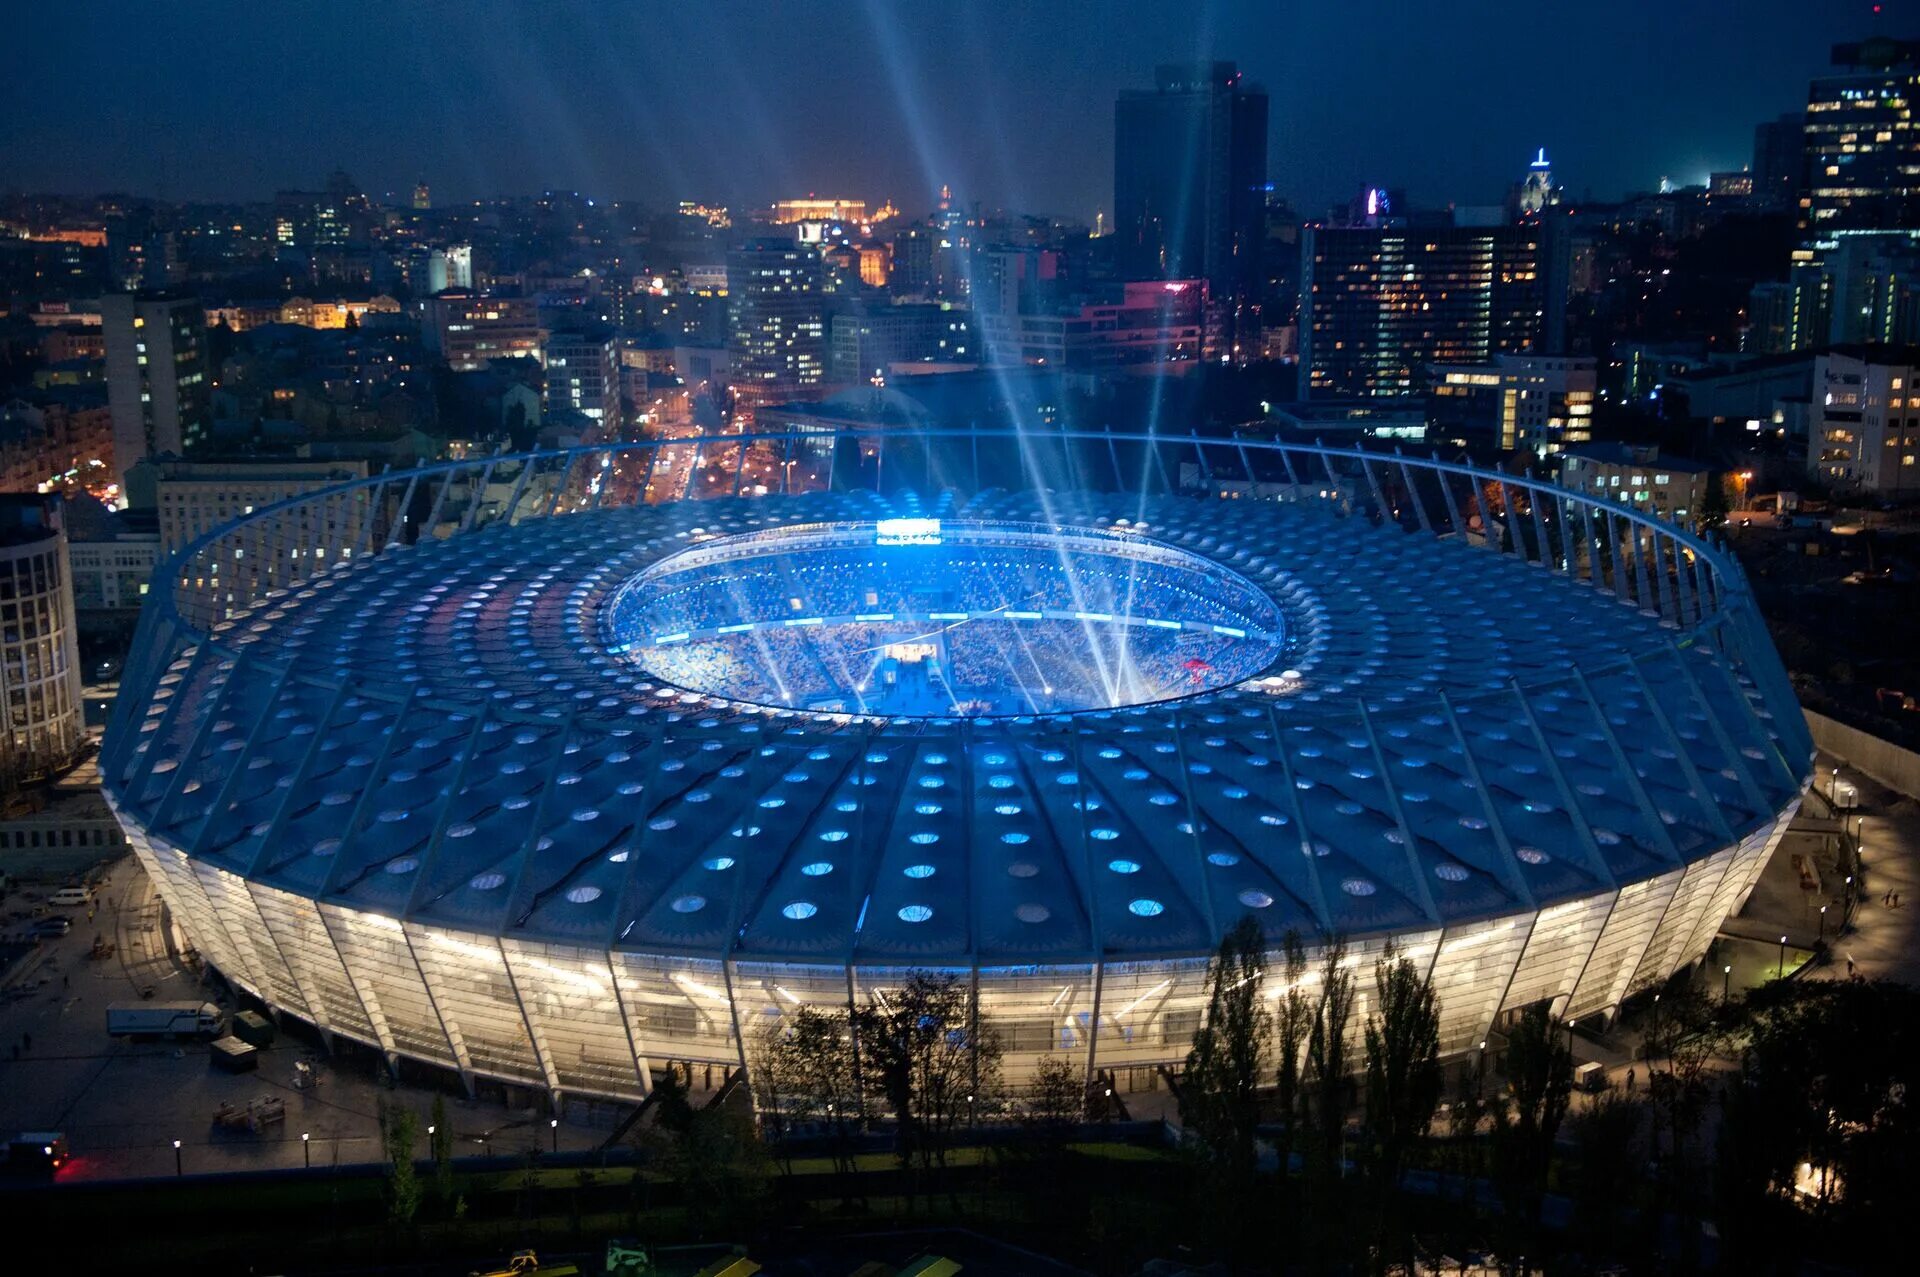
left=102, top=432, right=1810, bottom=1101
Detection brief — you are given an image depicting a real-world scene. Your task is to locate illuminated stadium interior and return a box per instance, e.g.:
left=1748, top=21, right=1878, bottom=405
left=602, top=518, right=1288, bottom=717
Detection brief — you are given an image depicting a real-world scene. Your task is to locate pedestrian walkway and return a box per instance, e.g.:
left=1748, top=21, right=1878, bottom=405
left=1800, top=752, right=1920, bottom=986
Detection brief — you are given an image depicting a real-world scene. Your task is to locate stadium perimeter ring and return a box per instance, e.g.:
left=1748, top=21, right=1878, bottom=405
left=103, top=432, right=1812, bottom=1102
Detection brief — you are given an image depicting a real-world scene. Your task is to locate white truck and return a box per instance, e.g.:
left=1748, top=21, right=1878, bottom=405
left=106, top=1001, right=223, bottom=1038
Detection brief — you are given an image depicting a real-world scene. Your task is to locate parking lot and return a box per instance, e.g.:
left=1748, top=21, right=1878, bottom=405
left=0, top=855, right=613, bottom=1181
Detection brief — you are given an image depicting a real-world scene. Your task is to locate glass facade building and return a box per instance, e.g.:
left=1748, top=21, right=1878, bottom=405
left=103, top=432, right=1810, bottom=1102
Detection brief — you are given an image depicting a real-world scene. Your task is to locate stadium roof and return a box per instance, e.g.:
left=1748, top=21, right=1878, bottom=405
left=107, top=481, right=1808, bottom=965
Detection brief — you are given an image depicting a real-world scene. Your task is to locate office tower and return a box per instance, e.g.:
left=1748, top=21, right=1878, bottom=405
left=1823, top=235, right=1920, bottom=345
left=413, top=181, right=432, bottom=211
left=419, top=291, right=541, bottom=371
left=891, top=225, right=936, bottom=296
left=977, top=280, right=1208, bottom=371
left=1753, top=113, right=1807, bottom=204
left=1515, top=149, right=1559, bottom=217
left=1298, top=224, right=1543, bottom=398
left=972, top=246, right=1059, bottom=318
left=101, top=290, right=211, bottom=484
left=543, top=323, right=623, bottom=433
left=1114, top=62, right=1269, bottom=307
left=828, top=303, right=974, bottom=382
left=1804, top=39, right=1920, bottom=233
left=1745, top=276, right=1827, bottom=354
left=0, top=495, right=85, bottom=790
left=726, top=239, right=826, bottom=397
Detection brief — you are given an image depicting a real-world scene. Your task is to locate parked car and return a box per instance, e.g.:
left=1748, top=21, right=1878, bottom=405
left=32, top=918, right=71, bottom=938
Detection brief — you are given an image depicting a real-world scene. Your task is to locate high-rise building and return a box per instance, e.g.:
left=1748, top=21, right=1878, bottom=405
left=977, top=280, right=1209, bottom=371
left=1748, top=231, right=1920, bottom=353
left=1753, top=112, right=1807, bottom=205
left=1745, top=275, right=1828, bottom=354
left=1114, top=62, right=1269, bottom=306
left=726, top=239, right=826, bottom=398
left=1298, top=224, right=1543, bottom=398
left=1804, top=38, right=1920, bottom=233
left=542, top=324, right=622, bottom=433
left=101, top=290, right=211, bottom=486
left=828, top=304, right=974, bottom=382
left=1807, top=345, right=1920, bottom=496
left=0, top=495, right=85, bottom=790
left=890, top=226, right=936, bottom=297
left=1514, top=148, right=1559, bottom=217
left=412, top=181, right=432, bottom=211
left=972, top=246, right=1061, bottom=318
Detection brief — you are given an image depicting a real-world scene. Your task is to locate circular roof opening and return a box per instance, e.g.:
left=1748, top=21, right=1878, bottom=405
left=601, top=520, right=1284, bottom=718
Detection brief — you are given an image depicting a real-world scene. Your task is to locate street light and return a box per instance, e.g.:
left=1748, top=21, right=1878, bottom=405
left=549, top=1117, right=559, bottom=1153
left=1819, top=904, right=1828, bottom=942
left=302, top=1132, right=311, bottom=1169
left=1724, top=965, right=1732, bottom=1003
left=173, top=1138, right=182, bottom=1177
left=1779, top=934, right=1788, bottom=979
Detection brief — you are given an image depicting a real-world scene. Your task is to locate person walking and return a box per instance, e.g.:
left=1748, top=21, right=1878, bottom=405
left=1625, top=1067, right=1635, bottom=1093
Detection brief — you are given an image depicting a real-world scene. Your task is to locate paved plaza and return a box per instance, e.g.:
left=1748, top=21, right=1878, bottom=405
left=0, top=854, right=620, bottom=1181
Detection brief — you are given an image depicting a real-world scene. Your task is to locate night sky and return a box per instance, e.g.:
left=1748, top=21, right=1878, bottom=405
left=4, top=0, right=1874, bottom=218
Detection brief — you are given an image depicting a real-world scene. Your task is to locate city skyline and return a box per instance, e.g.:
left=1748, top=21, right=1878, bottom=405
left=7, top=0, right=1870, bottom=218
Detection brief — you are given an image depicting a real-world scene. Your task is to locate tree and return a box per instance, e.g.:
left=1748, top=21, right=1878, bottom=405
left=429, top=1094, right=454, bottom=1213
left=1567, top=1088, right=1646, bottom=1266
left=670, top=1106, right=773, bottom=1240
left=1273, top=929, right=1312, bottom=1173
left=1489, top=1004, right=1571, bottom=1262
left=1362, top=947, right=1443, bottom=1275
left=1180, top=916, right=1272, bottom=1177
left=1303, top=936, right=1357, bottom=1269
left=1642, top=978, right=1728, bottom=1254
left=756, top=1004, right=864, bottom=1194
left=1178, top=916, right=1272, bottom=1263
left=378, top=1099, right=423, bottom=1228
left=1023, top=1052, right=1085, bottom=1144
left=855, top=970, right=1003, bottom=1205
left=1013, top=1053, right=1088, bottom=1220
left=1716, top=977, right=1920, bottom=1268
left=1305, top=936, right=1357, bottom=1177
left=1701, top=471, right=1731, bottom=529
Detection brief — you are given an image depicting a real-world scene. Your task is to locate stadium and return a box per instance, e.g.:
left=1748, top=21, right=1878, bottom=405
left=101, top=431, right=1811, bottom=1103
